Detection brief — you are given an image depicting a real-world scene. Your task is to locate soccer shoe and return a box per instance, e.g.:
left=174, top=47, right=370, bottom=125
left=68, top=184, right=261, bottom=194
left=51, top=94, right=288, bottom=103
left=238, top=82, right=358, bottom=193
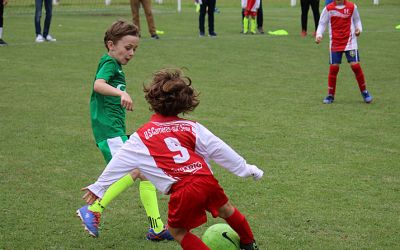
left=323, top=95, right=334, bottom=104
left=199, top=31, right=205, bottom=37
left=0, top=39, right=8, bottom=46
left=240, top=240, right=259, bottom=250
left=151, top=34, right=160, bottom=40
left=146, top=226, right=174, bottom=241
left=76, top=205, right=101, bottom=237
left=361, top=90, right=373, bottom=103
left=301, top=30, right=307, bottom=37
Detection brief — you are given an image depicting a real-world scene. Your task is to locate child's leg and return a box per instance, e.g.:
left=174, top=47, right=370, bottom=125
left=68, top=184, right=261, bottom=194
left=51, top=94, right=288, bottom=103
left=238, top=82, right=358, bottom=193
left=169, top=227, right=210, bottom=250
left=89, top=170, right=139, bottom=213
left=250, top=15, right=257, bottom=34
left=328, top=64, right=340, bottom=96
left=139, top=180, right=165, bottom=233
left=350, top=62, right=366, bottom=92
left=243, top=15, right=249, bottom=34
left=218, top=202, right=255, bottom=245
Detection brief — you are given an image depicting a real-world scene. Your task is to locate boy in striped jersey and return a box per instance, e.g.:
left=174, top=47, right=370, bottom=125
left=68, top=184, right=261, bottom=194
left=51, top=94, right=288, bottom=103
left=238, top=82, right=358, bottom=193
left=316, top=0, right=373, bottom=104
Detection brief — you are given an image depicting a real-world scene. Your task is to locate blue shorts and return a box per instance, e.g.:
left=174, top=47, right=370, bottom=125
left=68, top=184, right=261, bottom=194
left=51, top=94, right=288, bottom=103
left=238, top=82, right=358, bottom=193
left=329, top=50, right=360, bottom=65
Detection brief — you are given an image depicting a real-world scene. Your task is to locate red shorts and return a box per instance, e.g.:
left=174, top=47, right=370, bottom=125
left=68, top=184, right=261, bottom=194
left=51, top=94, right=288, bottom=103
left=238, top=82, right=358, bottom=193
left=167, top=175, right=229, bottom=230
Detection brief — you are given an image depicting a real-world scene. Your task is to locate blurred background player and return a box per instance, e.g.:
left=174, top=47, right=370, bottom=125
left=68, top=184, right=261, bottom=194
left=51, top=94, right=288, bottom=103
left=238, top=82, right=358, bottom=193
left=0, top=0, right=7, bottom=46
left=242, top=0, right=260, bottom=34
left=300, top=0, right=320, bottom=37
left=76, top=20, right=172, bottom=241
left=77, top=68, right=263, bottom=250
left=241, top=0, right=264, bottom=34
left=316, top=0, right=373, bottom=104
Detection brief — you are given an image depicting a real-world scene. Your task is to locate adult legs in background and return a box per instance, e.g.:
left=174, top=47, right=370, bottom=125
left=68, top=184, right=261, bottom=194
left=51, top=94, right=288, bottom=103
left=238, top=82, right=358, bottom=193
left=300, top=0, right=310, bottom=35
left=310, top=0, right=320, bottom=34
left=141, top=0, right=157, bottom=36
left=43, top=0, right=53, bottom=38
left=130, top=0, right=141, bottom=34
left=34, top=0, right=43, bottom=36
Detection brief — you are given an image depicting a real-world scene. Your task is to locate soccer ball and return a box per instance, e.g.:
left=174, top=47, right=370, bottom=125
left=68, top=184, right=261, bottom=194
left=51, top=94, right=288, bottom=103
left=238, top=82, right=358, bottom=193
left=202, top=223, right=240, bottom=250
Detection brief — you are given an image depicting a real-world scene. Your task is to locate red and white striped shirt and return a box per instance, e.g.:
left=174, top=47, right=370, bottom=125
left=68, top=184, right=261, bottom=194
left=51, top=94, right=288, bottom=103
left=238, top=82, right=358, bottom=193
left=89, top=114, right=262, bottom=196
left=316, top=0, right=362, bottom=52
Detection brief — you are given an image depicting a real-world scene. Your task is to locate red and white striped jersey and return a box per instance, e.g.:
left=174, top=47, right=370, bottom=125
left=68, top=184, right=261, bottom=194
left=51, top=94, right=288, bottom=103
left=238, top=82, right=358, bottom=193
left=97, top=114, right=261, bottom=194
left=316, top=0, right=362, bottom=52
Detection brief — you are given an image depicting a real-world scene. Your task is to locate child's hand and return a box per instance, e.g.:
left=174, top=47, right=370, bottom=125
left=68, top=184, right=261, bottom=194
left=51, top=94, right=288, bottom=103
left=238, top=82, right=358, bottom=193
left=315, top=35, right=322, bottom=44
left=120, top=91, right=134, bottom=111
left=249, top=165, right=264, bottom=181
left=355, top=28, right=361, bottom=36
left=81, top=187, right=98, bottom=205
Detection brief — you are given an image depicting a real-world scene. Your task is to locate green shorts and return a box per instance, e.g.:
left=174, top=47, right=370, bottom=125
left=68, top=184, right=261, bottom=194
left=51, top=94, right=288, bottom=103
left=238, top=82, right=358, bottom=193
left=97, top=135, right=128, bottom=163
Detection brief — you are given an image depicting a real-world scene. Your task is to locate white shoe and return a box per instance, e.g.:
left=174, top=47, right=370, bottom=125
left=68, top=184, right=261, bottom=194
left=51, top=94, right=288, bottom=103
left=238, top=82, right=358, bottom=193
left=35, top=34, right=45, bottom=43
left=45, top=35, right=56, bottom=42
left=105, top=0, right=111, bottom=5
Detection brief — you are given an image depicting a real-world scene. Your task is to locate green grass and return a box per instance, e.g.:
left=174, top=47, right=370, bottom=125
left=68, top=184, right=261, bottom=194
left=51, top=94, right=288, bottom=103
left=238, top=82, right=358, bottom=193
left=1, top=0, right=399, bottom=249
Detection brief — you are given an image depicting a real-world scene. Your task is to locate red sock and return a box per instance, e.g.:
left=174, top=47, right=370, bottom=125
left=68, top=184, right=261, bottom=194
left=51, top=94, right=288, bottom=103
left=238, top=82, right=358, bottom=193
left=351, top=63, right=366, bottom=92
left=181, top=232, right=210, bottom=250
left=328, top=64, right=340, bottom=96
left=224, top=207, right=254, bottom=245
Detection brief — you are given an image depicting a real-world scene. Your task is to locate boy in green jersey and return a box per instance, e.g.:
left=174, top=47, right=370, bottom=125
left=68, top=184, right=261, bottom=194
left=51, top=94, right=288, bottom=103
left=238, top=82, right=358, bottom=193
left=77, top=20, right=173, bottom=241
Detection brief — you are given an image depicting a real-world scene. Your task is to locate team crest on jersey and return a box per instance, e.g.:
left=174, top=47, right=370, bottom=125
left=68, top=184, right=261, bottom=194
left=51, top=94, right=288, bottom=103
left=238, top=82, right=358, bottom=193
left=330, top=10, right=350, bottom=18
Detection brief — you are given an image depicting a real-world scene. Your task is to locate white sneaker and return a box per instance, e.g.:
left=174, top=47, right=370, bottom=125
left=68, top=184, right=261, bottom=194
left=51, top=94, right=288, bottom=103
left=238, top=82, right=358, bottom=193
left=35, top=34, right=45, bottom=43
left=45, top=35, right=56, bottom=42
left=105, top=0, right=111, bottom=5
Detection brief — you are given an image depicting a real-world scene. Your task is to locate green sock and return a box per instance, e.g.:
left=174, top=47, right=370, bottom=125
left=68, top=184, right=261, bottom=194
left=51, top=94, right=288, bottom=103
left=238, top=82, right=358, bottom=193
left=139, top=181, right=164, bottom=233
left=89, top=174, right=135, bottom=213
left=250, top=18, right=257, bottom=33
left=243, top=17, right=249, bottom=33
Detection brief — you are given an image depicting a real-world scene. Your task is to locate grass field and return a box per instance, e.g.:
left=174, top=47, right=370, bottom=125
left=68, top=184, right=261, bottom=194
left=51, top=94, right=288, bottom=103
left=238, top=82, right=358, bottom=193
left=1, top=0, right=399, bottom=249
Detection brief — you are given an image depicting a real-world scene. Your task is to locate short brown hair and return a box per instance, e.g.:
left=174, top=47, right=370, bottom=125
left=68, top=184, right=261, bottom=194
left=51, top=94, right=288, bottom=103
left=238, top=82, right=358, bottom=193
left=103, top=20, right=139, bottom=50
left=144, top=69, right=200, bottom=116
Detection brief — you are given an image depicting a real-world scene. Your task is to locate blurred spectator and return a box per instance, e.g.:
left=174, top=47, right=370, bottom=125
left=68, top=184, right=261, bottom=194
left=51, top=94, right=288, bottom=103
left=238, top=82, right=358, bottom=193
left=300, top=0, right=320, bottom=37
left=0, top=0, right=8, bottom=46
left=35, top=0, right=56, bottom=42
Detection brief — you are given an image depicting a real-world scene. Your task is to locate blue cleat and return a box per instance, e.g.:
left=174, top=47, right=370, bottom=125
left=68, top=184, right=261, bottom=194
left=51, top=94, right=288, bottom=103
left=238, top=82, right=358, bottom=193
left=323, top=95, right=334, bottom=104
left=361, top=90, right=373, bottom=103
left=76, top=205, right=101, bottom=237
left=146, top=225, right=174, bottom=241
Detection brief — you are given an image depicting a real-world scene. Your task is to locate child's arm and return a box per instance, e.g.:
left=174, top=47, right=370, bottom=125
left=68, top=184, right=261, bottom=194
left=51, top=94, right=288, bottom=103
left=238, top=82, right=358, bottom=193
left=195, top=123, right=264, bottom=180
left=353, top=5, right=362, bottom=36
left=94, top=79, right=133, bottom=111
left=315, top=7, right=329, bottom=43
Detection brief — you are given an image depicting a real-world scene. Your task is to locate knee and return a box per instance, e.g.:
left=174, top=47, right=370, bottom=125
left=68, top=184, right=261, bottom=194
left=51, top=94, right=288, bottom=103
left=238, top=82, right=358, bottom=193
left=218, top=202, right=235, bottom=219
left=129, top=169, right=142, bottom=180
left=168, top=227, right=187, bottom=243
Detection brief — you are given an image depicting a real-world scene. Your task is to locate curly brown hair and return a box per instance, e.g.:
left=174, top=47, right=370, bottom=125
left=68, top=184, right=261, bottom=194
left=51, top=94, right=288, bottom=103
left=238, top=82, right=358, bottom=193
left=144, top=69, right=200, bottom=116
left=103, top=20, right=139, bottom=51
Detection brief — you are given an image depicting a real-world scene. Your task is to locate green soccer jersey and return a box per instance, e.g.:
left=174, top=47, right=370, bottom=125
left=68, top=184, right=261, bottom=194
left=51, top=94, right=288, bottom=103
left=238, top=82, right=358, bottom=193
left=90, top=54, right=127, bottom=143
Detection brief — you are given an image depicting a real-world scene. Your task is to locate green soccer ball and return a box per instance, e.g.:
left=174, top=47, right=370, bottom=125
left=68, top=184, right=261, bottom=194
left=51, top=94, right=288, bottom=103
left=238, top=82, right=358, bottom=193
left=202, top=223, right=240, bottom=250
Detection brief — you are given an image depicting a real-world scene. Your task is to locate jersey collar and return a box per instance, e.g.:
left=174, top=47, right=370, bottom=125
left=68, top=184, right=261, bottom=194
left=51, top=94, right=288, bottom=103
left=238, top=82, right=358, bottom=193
left=150, top=113, right=181, bottom=122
